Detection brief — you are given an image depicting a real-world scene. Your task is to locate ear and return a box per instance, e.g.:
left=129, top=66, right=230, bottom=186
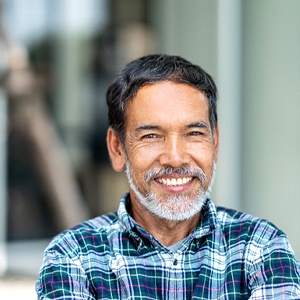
left=213, top=124, right=219, bottom=162
left=106, top=127, right=126, bottom=172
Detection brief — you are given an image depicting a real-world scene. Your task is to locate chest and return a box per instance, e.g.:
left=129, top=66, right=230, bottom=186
left=87, top=247, right=249, bottom=300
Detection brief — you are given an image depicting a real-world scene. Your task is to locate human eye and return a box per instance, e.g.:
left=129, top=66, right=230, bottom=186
left=185, top=129, right=211, bottom=141
left=186, top=122, right=209, bottom=137
left=141, top=133, right=159, bottom=140
left=189, top=131, right=203, bottom=136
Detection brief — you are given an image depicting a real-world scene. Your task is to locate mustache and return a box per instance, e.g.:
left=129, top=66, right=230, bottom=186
left=144, top=165, right=207, bottom=184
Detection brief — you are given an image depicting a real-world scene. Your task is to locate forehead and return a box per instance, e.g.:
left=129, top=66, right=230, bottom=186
left=125, top=81, right=210, bottom=126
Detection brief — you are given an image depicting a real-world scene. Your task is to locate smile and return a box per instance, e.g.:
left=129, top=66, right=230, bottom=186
left=156, top=177, right=193, bottom=186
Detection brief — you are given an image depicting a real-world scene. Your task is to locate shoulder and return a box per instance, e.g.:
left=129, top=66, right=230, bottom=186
left=215, top=206, right=285, bottom=248
left=214, top=206, right=300, bottom=268
left=213, top=206, right=300, bottom=296
left=45, top=211, right=121, bottom=257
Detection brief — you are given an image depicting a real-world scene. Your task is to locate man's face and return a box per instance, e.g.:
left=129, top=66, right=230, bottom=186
left=115, top=81, right=218, bottom=221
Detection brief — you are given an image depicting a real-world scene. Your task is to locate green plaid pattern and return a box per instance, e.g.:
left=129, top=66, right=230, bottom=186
left=36, top=193, right=300, bottom=299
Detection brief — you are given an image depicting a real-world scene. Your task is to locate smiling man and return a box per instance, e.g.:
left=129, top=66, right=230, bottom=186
left=37, top=54, right=300, bottom=299
left=108, top=80, right=218, bottom=246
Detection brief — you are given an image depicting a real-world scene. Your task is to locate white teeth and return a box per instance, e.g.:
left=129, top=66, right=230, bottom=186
left=177, top=178, right=183, bottom=185
left=157, top=177, right=192, bottom=186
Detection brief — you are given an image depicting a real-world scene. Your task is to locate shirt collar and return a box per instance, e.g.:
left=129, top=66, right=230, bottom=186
left=191, top=198, right=218, bottom=239
left=117, top=192, right=136, bottom=232
left=117, top=193, right=155, bottom=251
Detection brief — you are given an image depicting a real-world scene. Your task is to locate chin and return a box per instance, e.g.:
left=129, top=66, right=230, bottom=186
left=137, top=189, right=207, bottom=222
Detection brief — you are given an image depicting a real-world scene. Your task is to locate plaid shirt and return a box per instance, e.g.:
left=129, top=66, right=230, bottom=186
left=36, top=193, right=300, bottom=299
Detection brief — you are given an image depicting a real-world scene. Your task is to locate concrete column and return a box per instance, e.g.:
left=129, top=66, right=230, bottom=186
left=215, top=0, right=242, bottom=210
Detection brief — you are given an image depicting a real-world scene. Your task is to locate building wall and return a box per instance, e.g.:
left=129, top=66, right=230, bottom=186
left=241, top=0, right=300, bottom=259
left=150, top=0, right=300, bottom=259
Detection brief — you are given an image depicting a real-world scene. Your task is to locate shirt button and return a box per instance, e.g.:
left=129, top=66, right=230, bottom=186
left=173, top=259, right=178, bottom=266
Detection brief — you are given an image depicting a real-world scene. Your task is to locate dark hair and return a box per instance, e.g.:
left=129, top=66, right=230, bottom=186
left=106, top=54, right=217, bottom=141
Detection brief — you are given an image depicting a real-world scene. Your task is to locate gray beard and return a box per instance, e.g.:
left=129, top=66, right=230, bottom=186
left=125, top=162, right=216, bottom=222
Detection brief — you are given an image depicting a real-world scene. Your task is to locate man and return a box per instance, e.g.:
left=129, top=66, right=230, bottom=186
left=36, top=54, right=300, bottom=299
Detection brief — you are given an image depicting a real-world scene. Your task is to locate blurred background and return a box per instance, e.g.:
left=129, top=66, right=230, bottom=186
left=0, top=0, right=299, bottom=297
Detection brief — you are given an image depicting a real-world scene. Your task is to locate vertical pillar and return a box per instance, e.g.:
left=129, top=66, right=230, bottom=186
left=215, top=0, right=242, bottom=210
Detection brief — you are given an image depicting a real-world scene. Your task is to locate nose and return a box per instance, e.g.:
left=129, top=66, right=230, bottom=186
left=158, top=135, right=190, bottom=167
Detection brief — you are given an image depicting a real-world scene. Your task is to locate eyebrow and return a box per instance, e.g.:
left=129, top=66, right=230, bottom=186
left=135, top=122, right=209, bottom=132
left=135, top=125, right=161, bottom=132
left=187, top=122, right=209, bottom=129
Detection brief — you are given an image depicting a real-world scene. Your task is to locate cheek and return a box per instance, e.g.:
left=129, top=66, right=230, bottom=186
left=127, top=142, right=161, bottom=166
left=190, top=146, right=216, bottom=172
left=190, top=142, right=215, bottom=158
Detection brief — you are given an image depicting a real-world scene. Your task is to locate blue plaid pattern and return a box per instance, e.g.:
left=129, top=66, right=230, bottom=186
left=36, top=193, right=300, bottom=299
